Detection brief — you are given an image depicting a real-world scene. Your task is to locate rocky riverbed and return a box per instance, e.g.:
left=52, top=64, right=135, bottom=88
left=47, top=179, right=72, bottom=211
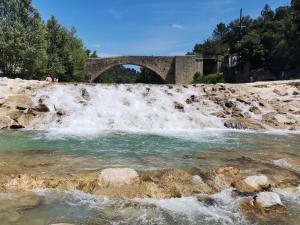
left=0, top=77, right=299, bottom=131
left=0, top=146, right=299, bottom=224
left=0, top=77, right=299, bottom=224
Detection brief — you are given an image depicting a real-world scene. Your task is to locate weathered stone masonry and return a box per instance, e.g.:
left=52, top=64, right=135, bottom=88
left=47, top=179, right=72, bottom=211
left=87, top=55, right=204, bottom=84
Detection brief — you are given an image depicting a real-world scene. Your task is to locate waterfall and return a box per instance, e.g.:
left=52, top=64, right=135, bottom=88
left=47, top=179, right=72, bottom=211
left=33, top=83, right=224, bottom=135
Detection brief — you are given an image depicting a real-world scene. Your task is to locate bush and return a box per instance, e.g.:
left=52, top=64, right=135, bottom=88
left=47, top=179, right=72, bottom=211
left=193, top=72, right=224, bottom=84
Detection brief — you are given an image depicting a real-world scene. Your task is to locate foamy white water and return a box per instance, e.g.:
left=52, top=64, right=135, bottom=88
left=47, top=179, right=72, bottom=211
left=33, top=83, right=224, bottom=135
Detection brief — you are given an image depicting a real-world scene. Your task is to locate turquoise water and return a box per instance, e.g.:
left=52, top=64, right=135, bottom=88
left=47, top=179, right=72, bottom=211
left=0, top=130, right=299, bottom=225
left=0, top=130, right=299, bottom=170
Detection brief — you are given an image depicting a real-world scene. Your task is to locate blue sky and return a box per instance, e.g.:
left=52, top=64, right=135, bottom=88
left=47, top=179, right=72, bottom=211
left=32, top=0, right=290, bottom=57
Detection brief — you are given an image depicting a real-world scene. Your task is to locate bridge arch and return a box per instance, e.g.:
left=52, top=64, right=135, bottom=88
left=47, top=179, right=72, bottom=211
left=87, top=55, right=204, bottom=84
left=87, top=56, right=176, bottom=83
left=92, top=62, right=165, bottom=83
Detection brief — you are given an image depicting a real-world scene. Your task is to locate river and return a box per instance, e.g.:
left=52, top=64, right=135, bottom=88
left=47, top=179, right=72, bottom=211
left=0, top=81, right=299, bottom=224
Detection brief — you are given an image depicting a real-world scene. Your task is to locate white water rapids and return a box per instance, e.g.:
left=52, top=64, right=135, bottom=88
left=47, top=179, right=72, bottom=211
left=33, top=83, right=225, bottom=134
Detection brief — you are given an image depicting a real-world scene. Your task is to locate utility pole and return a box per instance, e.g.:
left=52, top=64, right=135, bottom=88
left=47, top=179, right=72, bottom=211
left=239, top=8, right=243, bottom=37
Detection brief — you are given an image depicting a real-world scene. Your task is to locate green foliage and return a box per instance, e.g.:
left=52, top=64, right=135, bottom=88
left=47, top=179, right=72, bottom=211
left=193, top=72, right=224, bottom=84
left=0, top=0, right=88, bottom=81
left=45, top=16, right=88, bottom=81
left=90, top=51, right=98, bottom=58
left=0, top=0, right=47, bottom=79
left=190, top=1, right=300, bottom=76
left=95, top=66, right=138, bottom=83
left=137, top=67, right=165, bottom=84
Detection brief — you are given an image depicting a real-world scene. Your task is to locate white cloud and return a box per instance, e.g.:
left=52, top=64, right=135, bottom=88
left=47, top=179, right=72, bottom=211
left=172, top=23, right=184, bottom=30
left=93, top=44, right=101, bottom=49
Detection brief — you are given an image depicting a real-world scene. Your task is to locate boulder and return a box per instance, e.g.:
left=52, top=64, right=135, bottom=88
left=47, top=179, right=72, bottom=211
left=81, top=88, right=90, bottom=101
left=0, top=116, right=15, bottom=129
left=234, top=175, right=271, bottom=193
left=0, top=192, right=41, bottom=210
left=273, top=89, right=288, bottom=96
left=249, top=106, right=261, bottom=114
left=2, top=95, right=34, bottom=110
left=16, top=113, right=35, bottom=127
left=98, top=168, right=139, bottom=187
left=203, top=166, right=240, bottom=191
left=262, top=112, right=286, bottom=129
left=224, top=118, right=265, bottom=130
left=33, top=103, right=50, bottom=112
left=158, top=168, right=212, bottom=197
left=239, top=192, right=288, bottom=221
left=255, top=192, right=284, bottom=208
left=274, top=114, right=297, bottom=125
left=174, top=102, right=184, bottom=112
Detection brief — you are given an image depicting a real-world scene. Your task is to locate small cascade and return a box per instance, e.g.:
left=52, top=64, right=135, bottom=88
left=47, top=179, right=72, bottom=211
left=33, top=83, right=224, bottom=134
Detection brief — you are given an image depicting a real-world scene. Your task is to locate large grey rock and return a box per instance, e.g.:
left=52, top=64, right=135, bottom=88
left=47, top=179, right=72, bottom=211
left=98, top=168, right=139, bottom=187
left=234, top=175, right=271, bottom=193
left=256, top=192, right=283, bottom=208
left=239, top=192, right=288, bottom=221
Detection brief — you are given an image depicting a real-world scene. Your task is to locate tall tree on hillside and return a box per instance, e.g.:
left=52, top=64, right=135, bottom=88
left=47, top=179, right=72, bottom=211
left=46, top=16, right=87, bottom=81
left=0, top=0, right=47, bottom=79
left=213, top=23, right=229, bottom=40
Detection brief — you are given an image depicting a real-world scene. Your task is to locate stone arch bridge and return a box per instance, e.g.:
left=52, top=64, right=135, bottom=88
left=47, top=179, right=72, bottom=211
left=87, top=55, right=205, bottom=84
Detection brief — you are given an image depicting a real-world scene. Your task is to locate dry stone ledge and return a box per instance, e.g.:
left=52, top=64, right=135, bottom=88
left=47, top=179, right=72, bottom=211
left=97, top=168, right=139, bottom=187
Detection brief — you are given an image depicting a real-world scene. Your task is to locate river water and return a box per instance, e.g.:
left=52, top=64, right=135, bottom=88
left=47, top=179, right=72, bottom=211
left=0, top=130, right=299, bottom=225
left=0, top=83, right=299, bottom=225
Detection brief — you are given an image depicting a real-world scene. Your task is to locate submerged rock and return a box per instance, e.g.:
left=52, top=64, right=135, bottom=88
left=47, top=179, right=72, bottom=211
left=98, top=168, right=139, bottom=187
left=158, top=168, right=213, bottom=197
left=0, top=192, right=41, bottom=210
left=203, top=166, right=240, bottom=192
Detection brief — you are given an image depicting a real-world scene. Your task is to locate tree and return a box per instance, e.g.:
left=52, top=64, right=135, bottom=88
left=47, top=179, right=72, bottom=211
left=189, top=1, right=300, bottom=79
left=137, top=67, right=165, bottom=84
left=90, top=51, right=98, bottom=58
left=45, top=16, right=87, bottom=81
left=0, top=0, right=47, bottom=79
left=213, top=23, right=228, bottom=40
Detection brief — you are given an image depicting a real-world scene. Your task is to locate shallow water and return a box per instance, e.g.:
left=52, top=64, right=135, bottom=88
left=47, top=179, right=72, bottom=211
left=0, top=130, right=299, bottom=225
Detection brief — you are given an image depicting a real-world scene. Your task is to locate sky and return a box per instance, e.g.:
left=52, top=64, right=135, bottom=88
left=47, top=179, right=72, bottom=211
left=32, top=0, right=290, bottom=57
